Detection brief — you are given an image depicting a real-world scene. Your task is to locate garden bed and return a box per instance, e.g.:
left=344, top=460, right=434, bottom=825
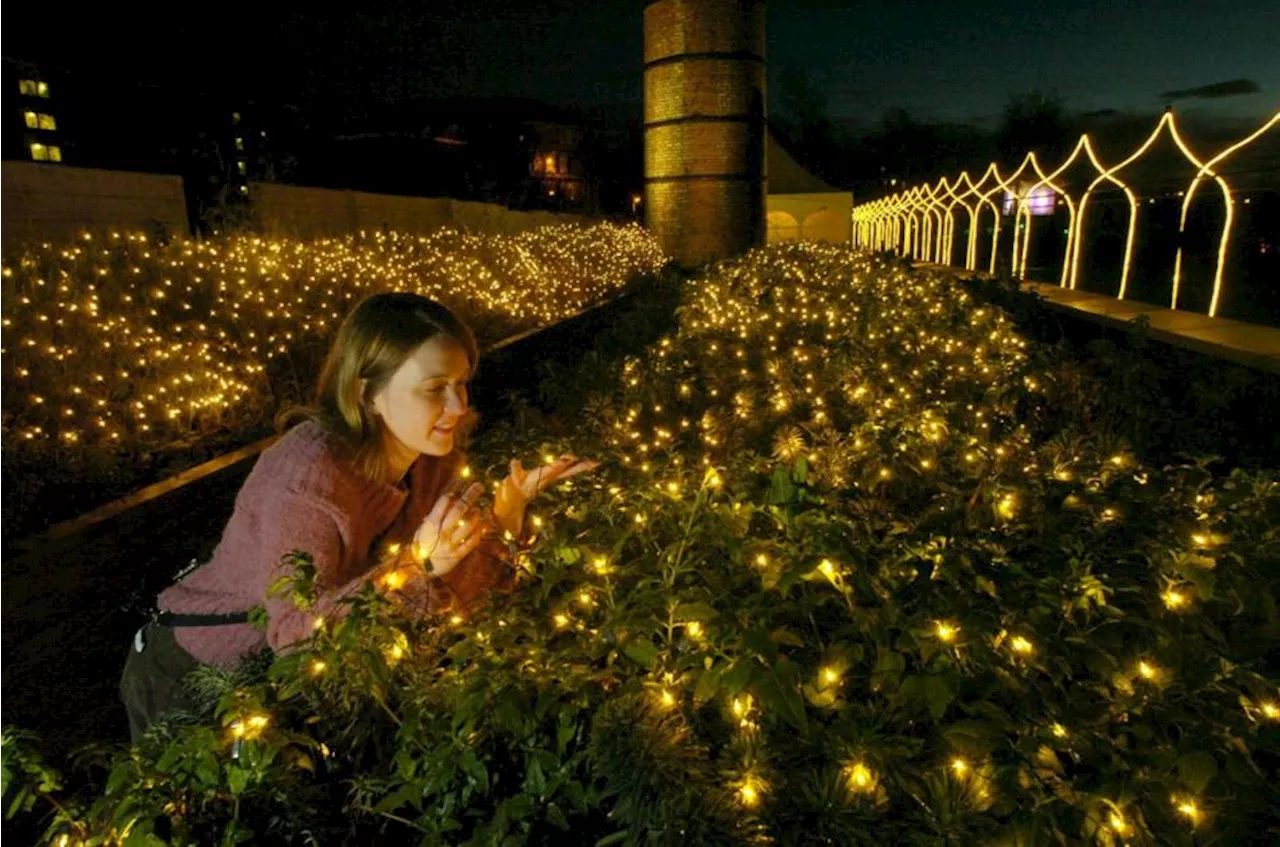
left=1, top=223, right=667, bottom=539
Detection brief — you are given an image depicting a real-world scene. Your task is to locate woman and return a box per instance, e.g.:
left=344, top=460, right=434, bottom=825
left=120, top=292, right=596, bottom=741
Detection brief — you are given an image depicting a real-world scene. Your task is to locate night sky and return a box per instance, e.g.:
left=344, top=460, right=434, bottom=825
left=7, top=0, right=1278, bottom=129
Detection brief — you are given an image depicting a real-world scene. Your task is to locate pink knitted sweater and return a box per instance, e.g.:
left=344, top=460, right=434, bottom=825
left=158, top=420, right=512, bottom=668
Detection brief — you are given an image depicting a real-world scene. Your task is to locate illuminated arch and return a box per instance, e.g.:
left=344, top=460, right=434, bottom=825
left=1171, top=112, right=1279, bottom=315
left=850, top=110, right=1279, bottom=316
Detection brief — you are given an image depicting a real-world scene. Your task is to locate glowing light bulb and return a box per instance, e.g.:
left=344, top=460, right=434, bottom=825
left=1010, top=636, right=1034, bottom=655
left=935, top=621, right=958, bottom=642
left=847, top=762, right=874, bottom=791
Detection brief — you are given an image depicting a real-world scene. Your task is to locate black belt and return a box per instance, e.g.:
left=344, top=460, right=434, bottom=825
left=155, top=610, right=251, bottom=627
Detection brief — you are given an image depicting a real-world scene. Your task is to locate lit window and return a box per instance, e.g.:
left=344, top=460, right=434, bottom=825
left=20, top=79, right=38, bottom=95
left=38, top=113, right=57, bottom=131
left=558, top=153, right=568, bottom=175
left=544, top=154, right=555, bottom=172
left=37, top=81, right=49, bottom=97
left=48, top=146, right=62, bottom=162
left=235, top=136, right=245, bottom=151
left=24, top=111, right=38, bottom=129
left=30, top=142, right=48, bottom=161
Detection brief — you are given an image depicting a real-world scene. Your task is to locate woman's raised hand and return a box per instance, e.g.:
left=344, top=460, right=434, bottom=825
left=412, top=481, right=488, bottom=577
left=493, top=455, right=599, bottom=535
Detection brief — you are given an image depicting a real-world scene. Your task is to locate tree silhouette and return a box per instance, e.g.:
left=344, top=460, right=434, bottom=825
left=997, top=89, right=1074, bottom=166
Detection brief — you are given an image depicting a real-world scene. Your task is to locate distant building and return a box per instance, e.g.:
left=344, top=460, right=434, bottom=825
left=305, top=98, right=603, bottom=214
left=4, top=58, right=63, bottom=165
left=4, top=63, right=629, bottom=227
left=523, top=120, right=590, bottom=208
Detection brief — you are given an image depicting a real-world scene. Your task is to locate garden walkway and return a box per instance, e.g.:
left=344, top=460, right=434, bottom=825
left=915, top=263, right=1280, bottom=375
left=1021, top=282, right=1280, bottom=375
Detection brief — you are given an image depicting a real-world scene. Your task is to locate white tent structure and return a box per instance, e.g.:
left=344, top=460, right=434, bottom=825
left=766, top=132, right=853, bottom=244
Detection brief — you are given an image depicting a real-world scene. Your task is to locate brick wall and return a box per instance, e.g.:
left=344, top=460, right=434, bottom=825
left=249, top=183, right=590, bottom=239
left=2, top=161, right=188, bottom=249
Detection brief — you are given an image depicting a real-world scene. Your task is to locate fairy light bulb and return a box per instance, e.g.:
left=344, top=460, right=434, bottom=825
left=847, top=762, right=875, bottom=792
left=935, top=621, right=958, bottom=643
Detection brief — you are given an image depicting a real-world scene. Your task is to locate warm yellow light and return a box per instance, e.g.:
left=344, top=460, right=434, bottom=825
left=1162, top=589, right=1188, bottom=609
left=821, top=666, right=839, bottom=685
left=382, top=569, right=406, bottom=591
left=1175, top=797, right=1204, bottom=826
left=935, top=621, right=958, bottom=643
left=755, top=553, right=769, bottom=567
left=996, top=493, right=1017, bottom=520
left=1051, top=722, right=1068, bottom=739
left=553, top=613, right=569, bottom=628
left=1138, top=660, right=1158, bottom=681
left=1010, top=636, right=1034, bottom=655
left=847, top=762, right=874, bottom=792
left=818, top=559, right=838, bottom=581
left=659, top=689, right=677, bottom=709
left=950, top=758, right=969, bottom=777
left=685, top=621, right=704, bottom=638
left=1261, top=701, right=1280, bottom=720
left=1109, top=811, right=1129, bottom=834
left=309, top=659, right=326, bottom=676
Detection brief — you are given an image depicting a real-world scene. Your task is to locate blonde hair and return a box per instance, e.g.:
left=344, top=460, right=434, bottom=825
left=279, top=292, right=480, bottom=482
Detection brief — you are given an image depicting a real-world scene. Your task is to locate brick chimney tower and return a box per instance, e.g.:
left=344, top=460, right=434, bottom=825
left=643, top=0, right=766, bottom=267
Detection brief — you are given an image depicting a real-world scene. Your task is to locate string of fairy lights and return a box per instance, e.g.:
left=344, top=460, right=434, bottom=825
left=851, top=110, right=1280, bottom=318
left=0, top=224, right=665, bottom=457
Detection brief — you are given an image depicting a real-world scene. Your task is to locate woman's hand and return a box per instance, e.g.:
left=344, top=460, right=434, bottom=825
left=492, top=455, right=599, bottom=537
left=412, top=482, right=488, bottom=577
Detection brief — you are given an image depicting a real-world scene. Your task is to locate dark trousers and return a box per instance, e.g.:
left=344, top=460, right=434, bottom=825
left=119, top=623, right=202, bottom=743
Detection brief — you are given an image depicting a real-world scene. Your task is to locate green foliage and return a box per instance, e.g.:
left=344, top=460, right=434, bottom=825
left=8, top=245, right=1280, bottom=845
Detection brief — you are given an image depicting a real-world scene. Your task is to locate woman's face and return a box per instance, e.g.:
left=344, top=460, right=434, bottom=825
left=370, top=336, right=471, bottom=461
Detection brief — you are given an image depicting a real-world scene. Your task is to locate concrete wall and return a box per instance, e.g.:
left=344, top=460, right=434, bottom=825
left=2, top=161, right=188, bottom=249
left=249, top=183, right=590, bottom=239
left=767, top=192, right=853, bottom=244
